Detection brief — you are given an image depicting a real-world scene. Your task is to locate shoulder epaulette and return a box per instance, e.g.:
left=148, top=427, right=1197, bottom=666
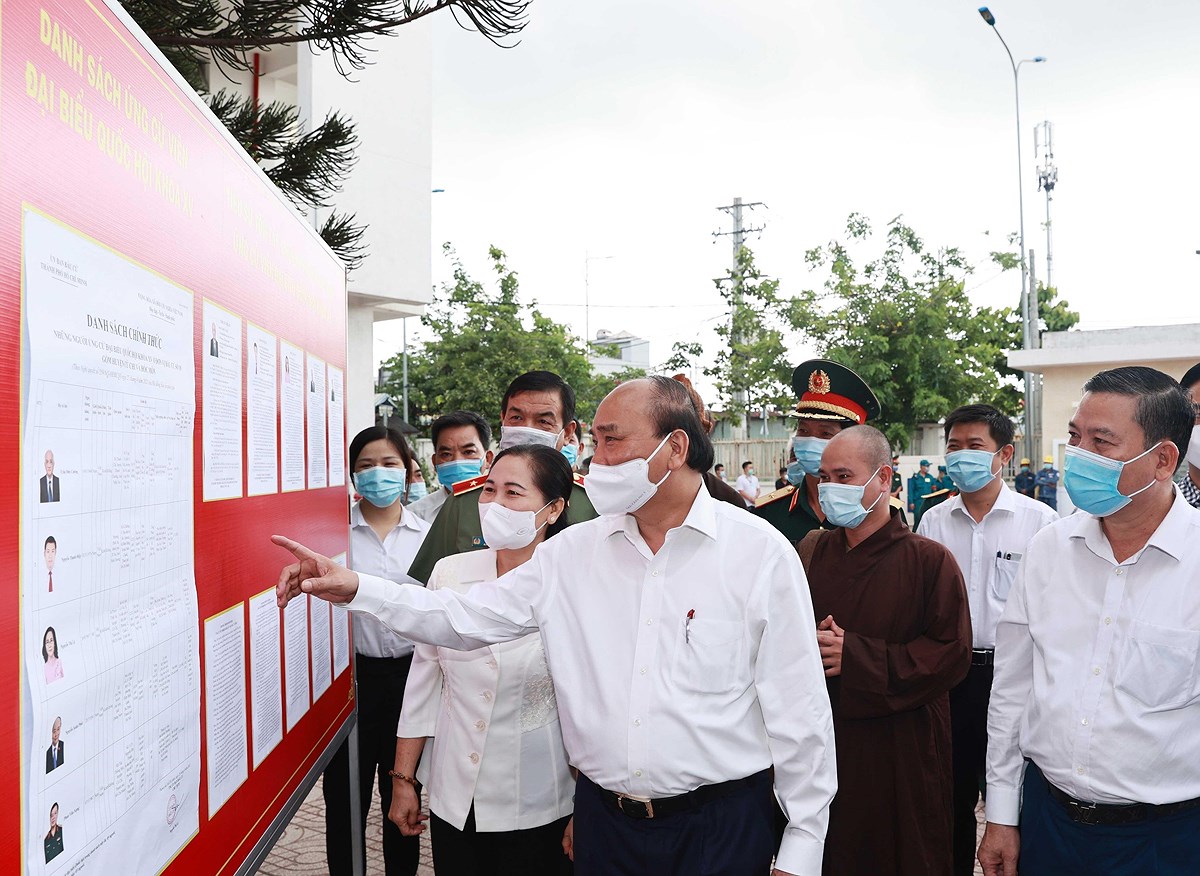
left=451, top=475, right=487, bottom=496
left=889, top=496, right=904, bottom=511
left=755, top=485, right=796, bottom=508
left=573, top=473, right=586, bottom=489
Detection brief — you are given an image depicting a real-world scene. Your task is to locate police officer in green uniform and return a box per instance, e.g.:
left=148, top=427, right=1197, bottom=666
left=753, top=360, right=883, bottom=543
left=407, top=371, right=596, bottom=583
left=907, top=459, right=938, bottom=515
left=936, top=464, right=954, bottom=492
left=890, top=454, right=903, bottom=499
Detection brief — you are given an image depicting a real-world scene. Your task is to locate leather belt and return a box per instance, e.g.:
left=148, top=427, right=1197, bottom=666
left=971, top=649, right=995, bottom=666
left=593, top=770, right=768, bottom=820
left=1044, top=778, right=1200, bottom=826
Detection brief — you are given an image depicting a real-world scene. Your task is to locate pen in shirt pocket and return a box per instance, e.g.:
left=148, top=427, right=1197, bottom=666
left=685, top=609, right=695, bottom=644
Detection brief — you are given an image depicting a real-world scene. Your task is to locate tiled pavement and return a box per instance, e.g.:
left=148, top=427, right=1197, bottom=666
left=256, top=777, right=986, bottom=875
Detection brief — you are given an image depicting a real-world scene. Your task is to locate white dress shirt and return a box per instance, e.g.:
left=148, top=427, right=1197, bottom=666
left=348, top=503, right=430, bottom=658
left=347, top=484, right=836, bottom=875
left=917, top=483, right=1058, bottom=649
left=407, top=487, right=448, bottom=523
left=986, top=488, right=1200, bottom=824
left=735, top=473, right=760, bottom=506
left=397, top=549, right=574, bottom=831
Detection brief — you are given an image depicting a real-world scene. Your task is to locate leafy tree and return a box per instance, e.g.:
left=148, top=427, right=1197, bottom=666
left=695, top=246, right=793, bottom=431
left=380, top=245, right=630, bottom=431
left=788, top=214, right=1020, bottom=450
left=124, top=0, right=528, bottom=269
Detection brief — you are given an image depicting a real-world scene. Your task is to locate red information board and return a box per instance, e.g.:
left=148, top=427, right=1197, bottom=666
left=0, top=2, right=353, bottom=873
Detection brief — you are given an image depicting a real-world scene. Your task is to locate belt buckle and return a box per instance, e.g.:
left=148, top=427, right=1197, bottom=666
left=615, top=793, right=655, bottom=819
left=1067, top=800, right=1099, bottom=825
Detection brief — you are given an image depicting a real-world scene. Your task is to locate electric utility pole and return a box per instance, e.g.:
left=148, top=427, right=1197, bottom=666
left=1035, top=120, right=1057, bottom=290
left=713, top=197, right=766, bottom=440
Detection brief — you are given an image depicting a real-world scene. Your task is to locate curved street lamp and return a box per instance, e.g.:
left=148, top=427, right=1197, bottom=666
left=979, top=6, right=1045, bottom=457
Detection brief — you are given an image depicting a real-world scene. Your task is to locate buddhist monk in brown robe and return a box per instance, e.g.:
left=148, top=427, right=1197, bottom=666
left=807, top=425, right=970, bottom=876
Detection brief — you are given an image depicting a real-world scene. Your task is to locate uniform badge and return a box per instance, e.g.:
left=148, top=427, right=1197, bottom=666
left=808, top=369, right=831, bottom=395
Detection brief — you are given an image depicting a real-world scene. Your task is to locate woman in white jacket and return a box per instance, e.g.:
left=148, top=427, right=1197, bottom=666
left=388, top=443, right=575, bottom=875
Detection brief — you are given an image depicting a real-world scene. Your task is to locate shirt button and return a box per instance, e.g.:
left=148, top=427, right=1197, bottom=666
left=651, top=571, right=660, bottom=577
left=1081, top=717, right=1089, bottom=725
left=639, top=667, right=648, bottom=675
left=1077, top=767, right=1085, bottom=775
left=1104, top=617, right=1112, bottom=625
left=482, top=691, right=493, bottom=702
left=633, top=717, right=641, bottom=727
left=1093, top=667, right=1101, bottom=676
left=469, top=752, right=480, bottom=764
left=475, top=720, right=486, bottom=731
left=1115, top=568, right=1125, bottom=576
left=646, top=619, right=652, bottom=626
left=634, top=769, right=642, bottom=777
left=487, top=659, right=497, bottom=669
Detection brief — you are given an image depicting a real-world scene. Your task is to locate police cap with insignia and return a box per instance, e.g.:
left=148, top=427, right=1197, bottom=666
left=790, top=359, right=881, bottom=424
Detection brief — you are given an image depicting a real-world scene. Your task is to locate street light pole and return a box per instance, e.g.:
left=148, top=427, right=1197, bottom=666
left=978, top=7, right=1045, bottom=461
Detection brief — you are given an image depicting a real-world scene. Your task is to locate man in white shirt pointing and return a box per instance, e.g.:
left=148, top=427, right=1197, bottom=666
left=274, top=376, right=837, bottom=875
left=979, top=366, right=1200, bottom=876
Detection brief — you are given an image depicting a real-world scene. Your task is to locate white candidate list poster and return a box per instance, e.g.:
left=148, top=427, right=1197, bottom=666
left=246, top=325, right=279, bottom=496
left=306, top=354, right=327, bottom=489
left=327, top=366, right=345, bottom=487
left=21, top=209, right=200, bottom=875
left=202, top=300, right=243, bottom=501
left=279, top=341, right=305, bottom=492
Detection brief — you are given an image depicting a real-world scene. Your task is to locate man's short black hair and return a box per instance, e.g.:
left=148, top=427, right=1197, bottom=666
left=1181, top=363, right=1200, bottom=391
left=714, top=463, right=725, bottom=470
left=44, top=536, right=56, bottom=549
left=501, top=371, right=576, bottom=425
left=1083, top=366, right=1193, bottom=453
left=943, top=403, right=1015, bottom=449
left=645, top=376, right=715, bottom=472
left=742, top=460, right=753, bottom=470
left=430, top=411, right=491, bottom=450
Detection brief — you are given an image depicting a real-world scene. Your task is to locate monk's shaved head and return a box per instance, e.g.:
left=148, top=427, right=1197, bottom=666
left=827, top=425, right=892, bottom=471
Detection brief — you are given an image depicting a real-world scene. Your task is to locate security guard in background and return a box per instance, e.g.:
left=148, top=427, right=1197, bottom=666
left=1014, top=457, right=1036, bottom=498
left=754, top=360, right=890, bottom=543
left=890, top=454, right=903, bottom=499
left=936, top=464, right=954, bottom=491
left=908, top=459, right=938, bottom=515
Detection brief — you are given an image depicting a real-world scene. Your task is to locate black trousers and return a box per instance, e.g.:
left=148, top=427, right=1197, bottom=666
left=324, top=653, right=420, bottom=876
left=573, top=771, right=775, bottom=876
left=949, top=662, right=993, bottom=876
left=429, top=805, right=572, bottom=876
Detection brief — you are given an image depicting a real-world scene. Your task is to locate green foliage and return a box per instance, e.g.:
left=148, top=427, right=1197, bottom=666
left=379, top=245, right=625, bottom=431
left=707, top=246, right=793, bottom=426
left=789, top=214, right=1022, bottom=449
left=658, top=341, right=704, bottom=375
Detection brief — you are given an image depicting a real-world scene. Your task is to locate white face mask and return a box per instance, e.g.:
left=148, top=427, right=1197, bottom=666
left=586, top=432, right=675, bottom=516
left=498, top=425, right=562, bottom=452
left=1188, top=425, right=1200, bottom=470
left=478, top=499, right=554, bottom=550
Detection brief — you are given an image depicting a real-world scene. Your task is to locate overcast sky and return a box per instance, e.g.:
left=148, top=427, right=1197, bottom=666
left=376, top=0, right=1200, bottom=401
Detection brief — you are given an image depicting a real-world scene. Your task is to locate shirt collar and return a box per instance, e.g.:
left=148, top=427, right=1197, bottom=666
left=350, top=501, right=423, bottom=532
left=947, top=481, right=1017, bottom=520
left=1068, top=485, right=1192, bottom=562
left=603, top=480, right=718, bottom=542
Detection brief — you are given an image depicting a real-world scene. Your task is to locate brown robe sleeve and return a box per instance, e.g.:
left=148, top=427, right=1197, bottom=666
left=837, top=542, right=971, bottom=720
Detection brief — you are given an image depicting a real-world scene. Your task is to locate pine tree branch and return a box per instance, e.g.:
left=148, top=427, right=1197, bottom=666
left=319, top=211, right=368, bottom=272
left=264, top=111, right=358, bottom=208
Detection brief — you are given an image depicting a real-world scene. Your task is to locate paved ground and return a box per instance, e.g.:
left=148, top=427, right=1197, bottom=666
left=256, top=778, right=986, bottom=875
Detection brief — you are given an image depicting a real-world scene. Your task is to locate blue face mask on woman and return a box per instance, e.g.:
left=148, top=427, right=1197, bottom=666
left=1063, top=442, right=1160, bottom=517
left=945, top=448, right=1003, bottom=494
left=817, top=467, right=884, bottom=529
left=792, top=436, right=829, bottom=480
left=561, top=444, right=579, bottom=467
left=436, top=458, right=483, bottom=487
left=354, top=466, right=407, bottom=508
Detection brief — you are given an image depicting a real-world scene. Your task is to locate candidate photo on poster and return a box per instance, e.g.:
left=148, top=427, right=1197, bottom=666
left=44, top=802, right=63, bottom=863
left=44, top=536, right=57, bottom=592
left=39, top=449, right=61, bottom=503
left=46, top=716, right=64, bottom=773
left=42, top=626, right=64, bottom=684
left=209, top=322, right=219, bottom=357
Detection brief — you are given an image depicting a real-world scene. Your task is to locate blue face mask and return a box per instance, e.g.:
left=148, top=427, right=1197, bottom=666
left=354, top=466, right=407, bottom=508
left=561, top=444, right=578, bottom=467
left=407, top=479, right=427, bottom=502
left=792, top=436, right=828, bottom=479
left=785, top=459, right=807, bottom=486
left=436, top=458, right=483, bottom=487
left=817, top=467, right=884, bottom=529
left=945, top=448, right=1003, bottom=494
left=1063, top=442, right=1160, bottom=517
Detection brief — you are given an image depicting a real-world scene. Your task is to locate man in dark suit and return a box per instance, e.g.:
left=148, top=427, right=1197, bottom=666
left=46, top=717, right=64, bottom=772
left=209, top=323, right=219, bottom=357
left=39, top=450, right=60, bottom=503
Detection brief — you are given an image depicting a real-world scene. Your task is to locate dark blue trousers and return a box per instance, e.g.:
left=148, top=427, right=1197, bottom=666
left=1021, top=763, right=1200, bottom=875
left=573, top=771, right=776, bottom=876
